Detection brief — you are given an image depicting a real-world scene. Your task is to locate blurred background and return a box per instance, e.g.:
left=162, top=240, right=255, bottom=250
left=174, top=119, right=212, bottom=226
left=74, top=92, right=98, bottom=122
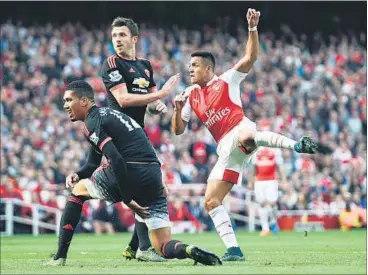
left=0, top=1, right=366, bottom=236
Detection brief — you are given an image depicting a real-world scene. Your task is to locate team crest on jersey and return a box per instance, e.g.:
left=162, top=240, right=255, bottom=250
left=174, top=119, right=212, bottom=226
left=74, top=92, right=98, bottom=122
left=99, top=108, right=108, bottom=116
left=108, top=70, right=122, bottom=82
left=133, top=77, right=149, bottom=88
left=89, top=132, right=99, bottom=146
left=212, top=81, right=221, bottom=92
left=144, top=69, right=150, bottom=77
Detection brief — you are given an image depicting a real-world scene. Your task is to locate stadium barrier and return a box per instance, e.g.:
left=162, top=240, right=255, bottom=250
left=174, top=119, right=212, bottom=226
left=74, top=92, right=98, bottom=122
left=0, top=186, right=341, bottom=236
left=0, top=198, right=62, bottom=236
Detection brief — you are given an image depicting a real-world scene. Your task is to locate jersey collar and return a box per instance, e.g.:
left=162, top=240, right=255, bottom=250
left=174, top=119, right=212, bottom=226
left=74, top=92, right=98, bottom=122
left=206, top=75, right=219, bottom=86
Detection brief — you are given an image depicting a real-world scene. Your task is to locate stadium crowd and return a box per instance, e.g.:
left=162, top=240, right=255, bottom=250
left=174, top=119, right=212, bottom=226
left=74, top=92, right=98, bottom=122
left=0, top=20, right=366, bottom=233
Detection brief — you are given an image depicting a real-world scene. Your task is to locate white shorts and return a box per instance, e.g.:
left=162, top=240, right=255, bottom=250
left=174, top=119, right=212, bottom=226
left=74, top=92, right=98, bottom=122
left=135, top=212, right=172, bottom=231
left=208, top=117, right=257, bottom=185
left=254, top=180, right=278, bottom=203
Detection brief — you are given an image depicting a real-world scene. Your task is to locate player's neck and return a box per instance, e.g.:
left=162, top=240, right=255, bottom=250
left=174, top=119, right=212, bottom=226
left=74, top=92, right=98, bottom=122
left=117, top=48, right=136, bottom=61
left=200, top=74, right=216, bottom=87
left=84, top=103, right=97, bottom=120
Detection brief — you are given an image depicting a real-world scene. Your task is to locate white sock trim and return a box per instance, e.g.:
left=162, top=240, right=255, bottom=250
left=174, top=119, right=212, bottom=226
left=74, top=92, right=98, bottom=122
left=255, top=131, right=296, bottom=150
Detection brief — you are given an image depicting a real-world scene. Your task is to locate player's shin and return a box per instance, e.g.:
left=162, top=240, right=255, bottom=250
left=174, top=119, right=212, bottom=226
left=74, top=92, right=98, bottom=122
left=161, top=240, right=188, bottom=259
left=258, top=205, right=270, bottom=232
left=254, top=131, right=296, bottom=150
left=208, top=205, right=239, bottom=249
left=54, top=194, right=88, bottom=260
left=134, top=215, right=151, bottom=250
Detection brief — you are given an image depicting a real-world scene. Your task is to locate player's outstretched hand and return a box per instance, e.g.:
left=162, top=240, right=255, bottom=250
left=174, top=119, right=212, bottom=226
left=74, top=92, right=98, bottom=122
left=66, top=173, right=79, bottom=189
left=160, top=73, right=181, bottom=98
left=127, top=200, right=150, bottom=219
left=247, top=8, right=261, bottom=28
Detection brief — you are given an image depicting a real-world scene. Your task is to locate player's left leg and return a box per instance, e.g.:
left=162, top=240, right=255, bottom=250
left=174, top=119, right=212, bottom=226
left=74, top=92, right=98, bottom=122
left=265, top=180, right=279, bottom=234
left=43, top=180, right=92, bottom=266
left=122, top=221, right=159, bottom=261
left=204, top=178, right=245, bottom=261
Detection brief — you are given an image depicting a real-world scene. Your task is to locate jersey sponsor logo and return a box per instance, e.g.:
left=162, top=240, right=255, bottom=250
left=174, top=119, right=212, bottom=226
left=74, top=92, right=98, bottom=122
left=132, top=87, right=148, bottom=93
left=133, top=77, right=150, bottom=88
left=204, top=107, right=231, bottom=128
left=129, top=67, right=136, bottom=73
left=108, top=70, right=123, bottom=82
left=144, top=69, right=150, bottom=77
left=89, top=132, right=99, bottom=145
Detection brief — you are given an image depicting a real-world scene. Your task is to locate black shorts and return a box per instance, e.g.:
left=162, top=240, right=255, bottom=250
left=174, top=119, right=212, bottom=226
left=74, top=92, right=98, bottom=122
left=86, top=162, right=164, bottom=205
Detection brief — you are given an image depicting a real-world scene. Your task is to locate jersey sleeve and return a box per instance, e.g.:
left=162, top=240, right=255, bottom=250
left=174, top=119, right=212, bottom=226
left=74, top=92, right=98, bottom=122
left=220, top=69, right=248, bottom=85
left=100, top=58, right=126, bottom=92
left=144, top=60, right=157, bottom=90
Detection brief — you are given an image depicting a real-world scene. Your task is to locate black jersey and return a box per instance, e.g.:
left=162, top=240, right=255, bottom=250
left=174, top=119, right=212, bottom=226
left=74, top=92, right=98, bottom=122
left=100, top=54, right=156, bottom=128
left=82, top=105, right=159, bottom=164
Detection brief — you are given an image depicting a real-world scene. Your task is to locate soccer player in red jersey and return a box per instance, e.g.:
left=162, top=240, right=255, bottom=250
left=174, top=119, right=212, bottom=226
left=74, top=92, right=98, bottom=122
left=172, top=8, right=318, bottom=261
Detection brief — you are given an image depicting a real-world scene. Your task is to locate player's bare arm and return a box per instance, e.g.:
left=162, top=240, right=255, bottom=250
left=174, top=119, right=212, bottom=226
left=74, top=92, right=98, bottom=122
left=111, top=74, right=180, bottom=108
left=232, top=8, right=260, bottom=73
left=171, top=92, right=188, bottom=135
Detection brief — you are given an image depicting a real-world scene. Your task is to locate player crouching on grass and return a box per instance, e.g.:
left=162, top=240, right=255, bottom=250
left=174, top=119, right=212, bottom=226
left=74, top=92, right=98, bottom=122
left=43, top=80, right=222, bottom=267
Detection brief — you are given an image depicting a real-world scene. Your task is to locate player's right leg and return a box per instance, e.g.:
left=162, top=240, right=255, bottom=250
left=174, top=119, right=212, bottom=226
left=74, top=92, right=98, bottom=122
left=144, top=197, right=221, bottom=266
left=43, top=180, right=92, bottom=266
left=236, top=118, right=318, bottom=154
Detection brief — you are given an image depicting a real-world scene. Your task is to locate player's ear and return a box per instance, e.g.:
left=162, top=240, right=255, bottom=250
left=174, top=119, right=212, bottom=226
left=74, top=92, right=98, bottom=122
left=80, top=97, right=88, bottom=107
left=132, top=36, right=138, bottom=44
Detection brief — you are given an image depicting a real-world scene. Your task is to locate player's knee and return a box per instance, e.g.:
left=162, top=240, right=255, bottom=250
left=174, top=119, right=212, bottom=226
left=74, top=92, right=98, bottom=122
left=238, top=130, right=257, bottom=154
left=204, top=196, right=221, bottom=212
left=72, top=180, right=91, bottom=198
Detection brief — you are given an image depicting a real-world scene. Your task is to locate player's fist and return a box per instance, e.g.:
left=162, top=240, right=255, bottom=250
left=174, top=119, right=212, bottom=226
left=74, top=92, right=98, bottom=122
left=246, top=8, right=261, bottom=28
left=147, top=100, right=167, bottom=114
left=160, top=73, right=181, bottom=98
left=174, top=84, right=200, bottom=110
left=174, top=93, right=188, bottom=110
left=155, top=100, right=168, bottom=113
left=66, top=173, right=79, bottom=189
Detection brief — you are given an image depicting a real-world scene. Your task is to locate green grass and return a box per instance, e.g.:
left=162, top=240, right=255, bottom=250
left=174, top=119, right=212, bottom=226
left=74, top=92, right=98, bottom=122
left=1, top=230, right=366, bottom=274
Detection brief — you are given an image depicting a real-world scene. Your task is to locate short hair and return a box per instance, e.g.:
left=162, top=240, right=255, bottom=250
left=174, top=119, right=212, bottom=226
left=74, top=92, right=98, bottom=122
left=191, top=51, right=216, bottom=70
left=111, top=17, right=139, bottom=36
left=66, top=80, right=94, bottom=101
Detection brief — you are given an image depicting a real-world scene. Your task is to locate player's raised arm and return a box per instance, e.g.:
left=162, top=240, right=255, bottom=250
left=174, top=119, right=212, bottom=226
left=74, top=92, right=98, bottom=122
left=232, top=8, right=261, bottom=73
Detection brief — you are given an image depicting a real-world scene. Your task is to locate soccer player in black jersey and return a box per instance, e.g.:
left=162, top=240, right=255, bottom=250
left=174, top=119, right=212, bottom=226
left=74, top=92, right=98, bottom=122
left=43, top=81, right=221, bottom=267
left=100, top=17, right=179, bottom=261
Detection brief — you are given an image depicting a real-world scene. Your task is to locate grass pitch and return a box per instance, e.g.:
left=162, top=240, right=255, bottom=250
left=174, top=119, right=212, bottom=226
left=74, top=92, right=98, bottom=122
left=0, top=230, right=366, bottom=274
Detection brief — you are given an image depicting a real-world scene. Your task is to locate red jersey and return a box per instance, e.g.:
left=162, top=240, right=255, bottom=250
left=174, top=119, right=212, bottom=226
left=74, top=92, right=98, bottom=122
left=254, top=148, right=282, bottom=181
left=181, top=69, right=247, bottom=143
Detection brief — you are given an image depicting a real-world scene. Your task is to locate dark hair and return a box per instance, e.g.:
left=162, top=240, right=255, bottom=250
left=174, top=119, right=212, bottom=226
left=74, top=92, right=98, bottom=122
left=191, top=51, right=216, bottom=70
left=66, top=80, right=95, bottom=101
left=111, top=17, right=139, bottom=36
